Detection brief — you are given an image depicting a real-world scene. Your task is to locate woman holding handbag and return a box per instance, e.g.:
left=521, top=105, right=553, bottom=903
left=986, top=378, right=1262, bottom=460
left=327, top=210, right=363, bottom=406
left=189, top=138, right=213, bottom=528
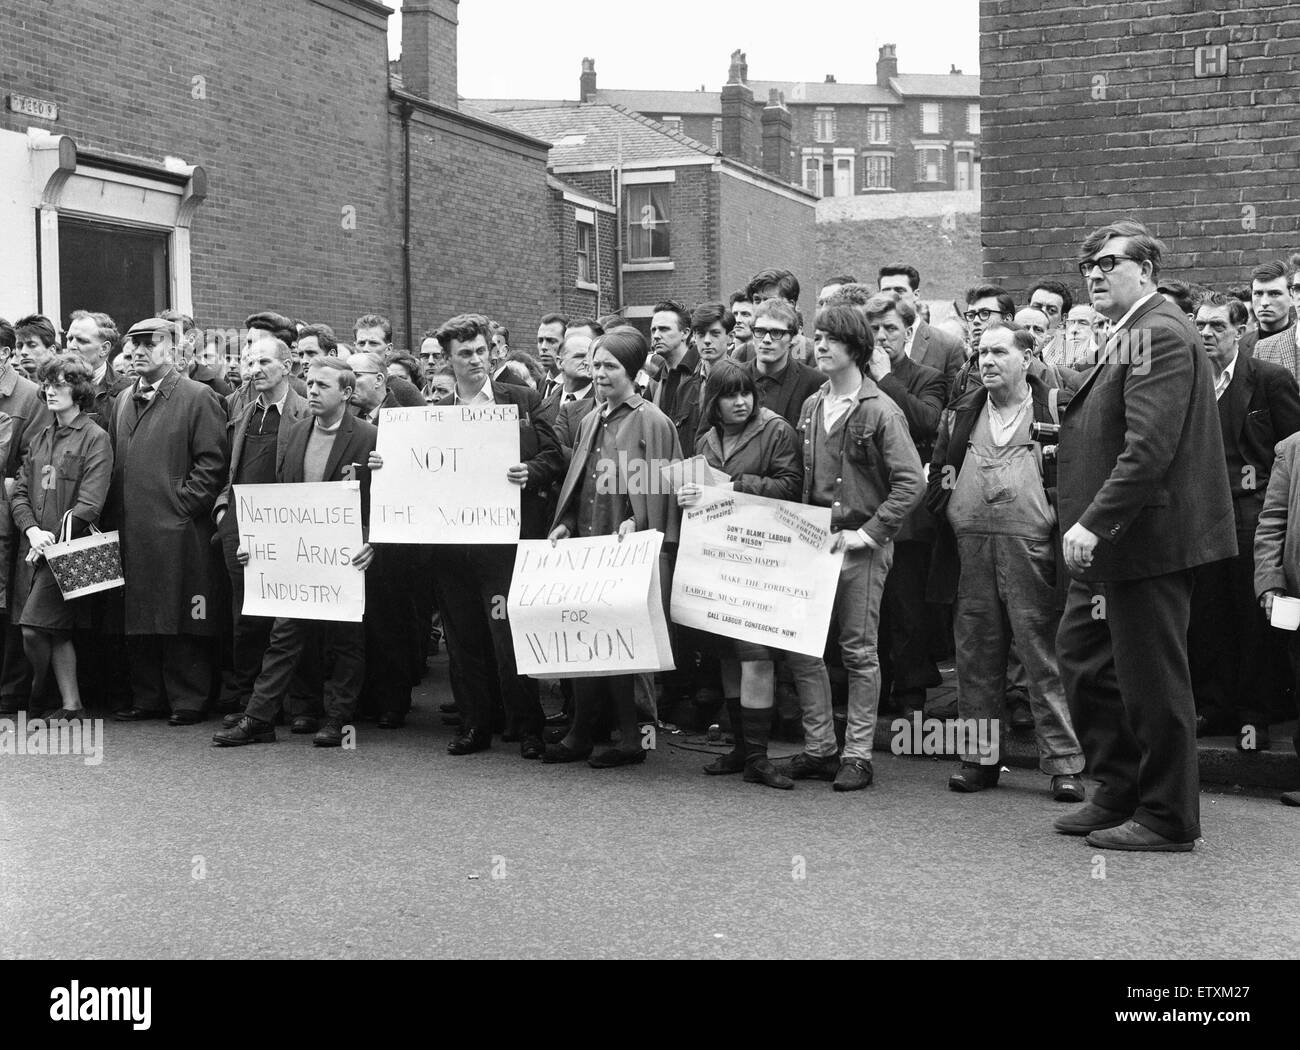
left=11, top=354, right=112, bottom=719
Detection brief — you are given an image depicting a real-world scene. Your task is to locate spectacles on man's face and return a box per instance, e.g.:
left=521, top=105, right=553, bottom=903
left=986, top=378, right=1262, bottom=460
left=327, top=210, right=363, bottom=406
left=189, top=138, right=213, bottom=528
left=753, top=326, right=791, bottom=341
left=1078, top=254, right=1136, bottom=278
left=962, top=308, right=1005, bottom=323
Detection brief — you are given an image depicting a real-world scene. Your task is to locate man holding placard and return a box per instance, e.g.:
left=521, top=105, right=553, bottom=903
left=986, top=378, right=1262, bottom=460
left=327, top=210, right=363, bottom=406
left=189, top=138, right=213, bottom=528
left=787, top=305, right=925, bottom=792
left=213, top=358, right=376, bottom=749
left=428, top=314, right=562, bottom=760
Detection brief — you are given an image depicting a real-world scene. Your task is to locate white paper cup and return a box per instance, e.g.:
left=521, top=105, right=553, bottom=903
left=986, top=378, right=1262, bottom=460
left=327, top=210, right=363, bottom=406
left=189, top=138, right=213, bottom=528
left=1270, top=595, right=1300, bottom=630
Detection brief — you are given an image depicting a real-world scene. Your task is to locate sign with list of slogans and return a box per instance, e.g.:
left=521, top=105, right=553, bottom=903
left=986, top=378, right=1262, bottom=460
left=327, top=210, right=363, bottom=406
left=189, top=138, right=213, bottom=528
left=370, top=404, right=521, bottom=543
left=508, top=531, right=675, bottom=679
left=671, top=490, right=844, bottom=658
left=234, top=482, right=366, bottom=622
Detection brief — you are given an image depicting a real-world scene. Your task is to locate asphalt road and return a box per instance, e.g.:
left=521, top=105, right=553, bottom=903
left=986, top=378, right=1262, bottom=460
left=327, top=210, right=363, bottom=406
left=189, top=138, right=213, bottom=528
left=2, top=667, right=1297, bottom=960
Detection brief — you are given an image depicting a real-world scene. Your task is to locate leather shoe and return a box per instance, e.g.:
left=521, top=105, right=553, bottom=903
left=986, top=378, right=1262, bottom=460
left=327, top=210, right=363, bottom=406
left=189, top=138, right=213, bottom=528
left=519, top=734, right=545, bottom=760
left=290, top=716, right=319, bottom=734
left=1280, top=790, right=1300, bottom=807
left=212, top=716, right=276, bottom=747
left=542, top=740, right=592, bottom=764
left=948, top=762, right=1000, bottom=793
left=588, top=746, right=646, bottom=768
left=543, top=726, right=567, bottom=744
left=743, top=757, right=794, bottom=790
left=1008, top=700, right=1034, bottom=731
left=438, top=701, right=459, bottom=714
left=447, top=729, right=491, bottom=755
left=1086, top=819, right=1195, bottom=852
left=783, top=751, right=840, bottom=781
left=377, top=711, right=406, bottom=729
left=43, top=707, right=88, bottom=721
left=168, top=710, right=203, bottom=726
left=313, top=718, right=344, bottom=748
left=115, top=707, right=168, bottom=722
left=1051, top=774, right=1086, bottom=803
left=221, top=711, right=245, bottom=729
left=832, top=757, right=874, bottom=791
left=1053, top=801, right=1131, bottom=836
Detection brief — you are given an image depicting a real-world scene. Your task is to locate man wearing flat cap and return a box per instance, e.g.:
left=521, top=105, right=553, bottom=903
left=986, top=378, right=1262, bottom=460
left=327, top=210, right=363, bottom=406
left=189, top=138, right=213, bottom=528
left=103, top=316, right=229, bottom=725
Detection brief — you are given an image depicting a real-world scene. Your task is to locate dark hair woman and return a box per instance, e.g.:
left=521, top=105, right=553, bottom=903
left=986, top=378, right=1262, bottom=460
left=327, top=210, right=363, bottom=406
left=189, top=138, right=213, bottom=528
left=11, top=354, right=112, bottom=719
left=545, top=327, right=683, bottom=768
left=678, top=360, right=806, bottom=788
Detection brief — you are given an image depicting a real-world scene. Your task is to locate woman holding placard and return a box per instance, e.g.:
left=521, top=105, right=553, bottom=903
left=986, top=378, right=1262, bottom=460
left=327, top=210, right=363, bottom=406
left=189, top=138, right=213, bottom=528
left=545, top=327, right=682, bottom=768
left=678, top=360, right=804, bottom=789
left=11, top=354, right=112, bottom=720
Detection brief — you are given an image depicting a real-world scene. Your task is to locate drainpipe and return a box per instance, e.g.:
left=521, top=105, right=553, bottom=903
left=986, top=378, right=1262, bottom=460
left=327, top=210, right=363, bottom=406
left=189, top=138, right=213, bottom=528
left=399, top=99, right=414, bottom=350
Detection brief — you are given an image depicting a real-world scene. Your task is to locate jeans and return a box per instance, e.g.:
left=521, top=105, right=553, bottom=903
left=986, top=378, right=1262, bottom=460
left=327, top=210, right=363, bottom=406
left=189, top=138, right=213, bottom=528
left=953, top=533, right=1083, bottom=773
left=793, top=540, right=893, bottom=762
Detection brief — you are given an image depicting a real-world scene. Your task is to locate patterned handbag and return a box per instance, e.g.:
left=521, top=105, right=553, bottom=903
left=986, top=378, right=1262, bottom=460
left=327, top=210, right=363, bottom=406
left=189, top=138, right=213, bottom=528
left=42, top=511, right=124, bottom=600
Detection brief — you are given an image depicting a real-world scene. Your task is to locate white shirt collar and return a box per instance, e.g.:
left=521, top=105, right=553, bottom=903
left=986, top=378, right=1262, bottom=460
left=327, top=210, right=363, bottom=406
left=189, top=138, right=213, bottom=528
left=454, top=378, right=494, bottom=405
left=256, top=388, right=289, bottom=414
left=1108, top=290, right=1161, bottom=337
left=1214, top=353, right=1238, bottom=400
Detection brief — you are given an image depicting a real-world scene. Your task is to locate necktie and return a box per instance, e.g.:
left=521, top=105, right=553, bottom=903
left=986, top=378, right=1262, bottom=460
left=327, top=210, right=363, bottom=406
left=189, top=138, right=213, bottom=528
left=133, top=383, right=153, bottom=404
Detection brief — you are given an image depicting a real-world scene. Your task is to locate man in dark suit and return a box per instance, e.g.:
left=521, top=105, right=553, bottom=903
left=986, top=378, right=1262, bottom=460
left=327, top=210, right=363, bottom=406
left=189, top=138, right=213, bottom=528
left=743, top=298, right=823, bottom=429
left=212, top=333, right=310, bottom=720
left=861, top=292, right=949, bottom=718
left=535, top=330, right=593, bottom=428
left=878, top=264, right=967, bottom=391
left=65, top=310, right=129, bottom=423
left=1188, top=292, right=1300, bottom=749
left=1054, top=219, right=1237, bottom=852
left=427, top=313, right=562, bottom=759
left=213, top=357, right=377, bottom=748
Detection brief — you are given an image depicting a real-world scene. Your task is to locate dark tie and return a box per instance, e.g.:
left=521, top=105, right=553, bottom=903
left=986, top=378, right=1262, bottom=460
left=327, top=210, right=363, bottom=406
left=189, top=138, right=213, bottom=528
left=133, top=383, right=153, bottom=405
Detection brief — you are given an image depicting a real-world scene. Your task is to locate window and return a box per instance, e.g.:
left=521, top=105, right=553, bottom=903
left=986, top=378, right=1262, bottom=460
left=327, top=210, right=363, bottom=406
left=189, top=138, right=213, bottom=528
left=626, top=185, right=670, bottom=259
left=814, top=108, right=835, bottom=142
left=59, top=217, right=170, bottom=335
left=921, top=102, right=942, bottom=134
left=711, top=118, right=722, bottom=150
left=868, top=109, right=891, bottom=144
left=661, top=115, right=682, bottom=134
left=803, top=155, right=823, bottom=197
left=967, top=104, right=980, bottom=134
left=916, top=147, right=945, bottom=184
left=576, top=220, right=593, bottom=283
left=864, top=154, right=892, bottom=190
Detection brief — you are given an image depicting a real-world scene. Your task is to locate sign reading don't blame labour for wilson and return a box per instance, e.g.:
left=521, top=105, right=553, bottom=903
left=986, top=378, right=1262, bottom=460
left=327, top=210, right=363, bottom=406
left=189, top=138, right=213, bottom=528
left=508, top=531, right=675, bottom=678
left=234, top=481, right=366, bottom=622
left=369, top=404, right=521, bottom=543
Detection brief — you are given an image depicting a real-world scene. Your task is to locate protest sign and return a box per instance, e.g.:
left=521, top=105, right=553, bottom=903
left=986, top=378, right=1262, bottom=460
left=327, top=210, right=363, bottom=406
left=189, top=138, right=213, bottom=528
left=508, top=530, right=675, bottom=678
left=659, top=455, right=732, bottom=494
left=670, top=490, right=843, bottom=657
left=234, top=481, right=366, bottom=622
left=370, top=404, right=521, bottom=543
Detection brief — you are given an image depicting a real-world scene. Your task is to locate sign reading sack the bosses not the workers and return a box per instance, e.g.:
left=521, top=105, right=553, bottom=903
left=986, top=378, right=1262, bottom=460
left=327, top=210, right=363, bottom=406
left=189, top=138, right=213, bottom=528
left=670, top=489, right=844, bottom=658
left=507, top=531, right=675, bottom=678
left=369, top=404, right=521, bottom=543
left=234, top=481, right=366, bottom=622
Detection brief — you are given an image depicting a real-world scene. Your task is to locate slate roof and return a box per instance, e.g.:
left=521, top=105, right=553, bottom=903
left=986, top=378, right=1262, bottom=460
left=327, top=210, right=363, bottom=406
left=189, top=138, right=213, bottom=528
left=589, top=89, right=722, bottom=115
left=750, top=80, right=898, bottom=106
left=487, top=103, right=718, bottom=167
left=890, top=74, right=980, bottom=98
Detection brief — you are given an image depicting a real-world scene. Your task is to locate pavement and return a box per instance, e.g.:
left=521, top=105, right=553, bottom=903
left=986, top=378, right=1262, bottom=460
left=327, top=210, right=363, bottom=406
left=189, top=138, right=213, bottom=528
left=1, top=653, right=1297, bottom=960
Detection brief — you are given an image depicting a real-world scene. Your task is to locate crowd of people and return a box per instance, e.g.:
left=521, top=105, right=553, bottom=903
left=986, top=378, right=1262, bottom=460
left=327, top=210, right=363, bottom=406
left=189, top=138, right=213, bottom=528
left=3, top=216, right=1299, bottom=848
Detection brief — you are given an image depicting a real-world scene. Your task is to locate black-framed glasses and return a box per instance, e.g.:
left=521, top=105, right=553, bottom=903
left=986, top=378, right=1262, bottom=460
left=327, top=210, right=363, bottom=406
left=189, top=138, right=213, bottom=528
left=962, top=308, right=1005, bottom=323
left=753, top=326, right=791, bottom=341
left=1078, top=254, right=1135, bottom=277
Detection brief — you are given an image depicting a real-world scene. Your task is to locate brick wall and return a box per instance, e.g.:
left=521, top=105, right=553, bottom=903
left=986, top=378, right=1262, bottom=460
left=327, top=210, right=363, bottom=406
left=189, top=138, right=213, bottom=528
left=1, top=0, right=399, bottom=334
left=401, top=104, right=552, bottom=349
left=717, top=171, right=818, bottom=321
left=549, top=191, right=618, bottom=321
left=618, top=166, right=717, bottom=312
left=981, top=0, right=1300, bottom=300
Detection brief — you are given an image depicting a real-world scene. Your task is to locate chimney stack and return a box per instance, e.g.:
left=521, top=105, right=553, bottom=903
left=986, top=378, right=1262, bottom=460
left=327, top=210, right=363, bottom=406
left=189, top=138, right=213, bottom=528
left=950, top=64, right=962, bottom=75
left=580, top=57, right=596, bottom=102
left=721, top=49, right=757, bottom=166
left=401, top=0, right=459, bottom=108
left=876, top=43, right=898, bottom=88
left=824, top=74, right=836, bottom=84
left=761, top=89, right=792, bottom=183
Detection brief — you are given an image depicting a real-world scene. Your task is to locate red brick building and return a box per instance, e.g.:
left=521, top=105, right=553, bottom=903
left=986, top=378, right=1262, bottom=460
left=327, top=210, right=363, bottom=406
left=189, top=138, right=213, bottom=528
left=481, top=46, right=981, bottom=199
left=481, top=102, right=818, bottom=326
left=981, top=0, right=1300, bottom=299
left=0, top=0, right=569, bottom=349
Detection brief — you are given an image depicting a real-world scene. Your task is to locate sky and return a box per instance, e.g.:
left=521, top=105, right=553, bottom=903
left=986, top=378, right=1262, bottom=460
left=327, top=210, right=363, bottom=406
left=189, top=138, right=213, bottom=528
left=386, top=0, right=980, bottom=100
